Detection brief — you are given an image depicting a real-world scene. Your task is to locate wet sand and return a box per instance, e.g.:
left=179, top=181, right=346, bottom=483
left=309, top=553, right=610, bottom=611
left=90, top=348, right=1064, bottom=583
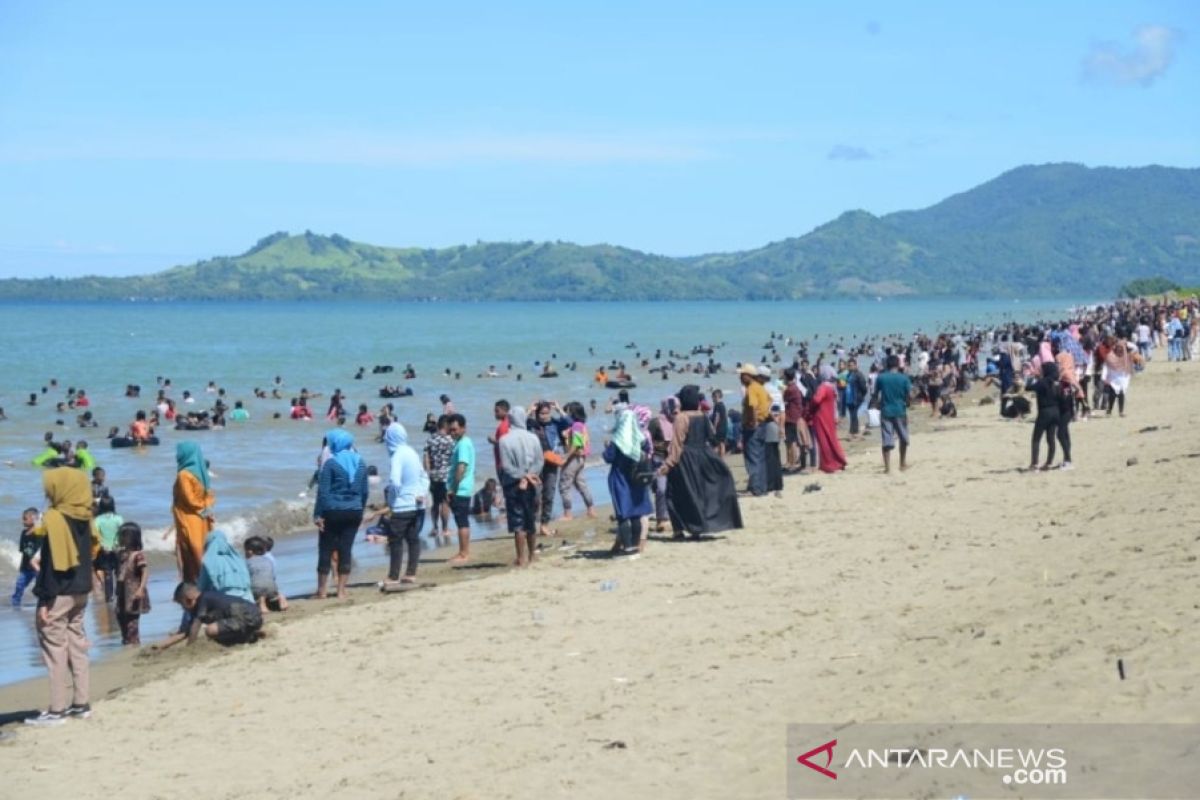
left=2, top=360, right=1198, bottom=798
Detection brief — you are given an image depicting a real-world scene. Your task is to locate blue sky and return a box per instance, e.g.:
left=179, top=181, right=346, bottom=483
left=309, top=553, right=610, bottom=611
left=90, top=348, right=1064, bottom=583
left=0, top=1, right=1195, bottom=277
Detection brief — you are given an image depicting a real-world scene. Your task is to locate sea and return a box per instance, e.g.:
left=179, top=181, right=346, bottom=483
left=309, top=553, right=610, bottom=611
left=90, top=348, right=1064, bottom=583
left=0, top=298, right=1087, bottom=686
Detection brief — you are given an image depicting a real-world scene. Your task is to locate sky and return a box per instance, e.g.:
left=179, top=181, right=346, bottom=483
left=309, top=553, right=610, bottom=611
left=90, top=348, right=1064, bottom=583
left=0, top=1, right=1196, bottom=277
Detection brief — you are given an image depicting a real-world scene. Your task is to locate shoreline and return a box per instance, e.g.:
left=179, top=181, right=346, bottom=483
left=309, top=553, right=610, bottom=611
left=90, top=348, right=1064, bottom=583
left=3, top=357, right=1196, bottom=797
left=0, top=387, right=984, bottom=716
left=0, top=499, right=614, bottom=716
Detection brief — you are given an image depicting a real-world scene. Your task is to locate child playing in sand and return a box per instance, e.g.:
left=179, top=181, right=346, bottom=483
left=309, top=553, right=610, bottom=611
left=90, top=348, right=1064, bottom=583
left=158, top=583, right=264, bottom=648
left=245, top=536, right=287, bottom=612
left=115, top=522, right=150, bottom=645
left=10, top=507, right=40, bottom=607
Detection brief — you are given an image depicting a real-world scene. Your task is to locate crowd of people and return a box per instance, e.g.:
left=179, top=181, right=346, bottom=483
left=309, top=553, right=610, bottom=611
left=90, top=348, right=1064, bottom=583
left=8, top=294, right=1197, bottom=727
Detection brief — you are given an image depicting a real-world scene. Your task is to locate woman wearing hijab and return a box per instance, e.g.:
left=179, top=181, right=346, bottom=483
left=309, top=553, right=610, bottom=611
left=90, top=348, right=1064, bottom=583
left=603, top=403, right=653, bottom=555
left=197, top=530, right=254, bottom=602
left=758, top=373, right=785, bottom=491
left=173, top=442, right=214, bottom=583
left=312, top=429, right=369, bottom=599
left=648, top=397, right=678, bottom=532
left=658, top=386, right=743, bottom=537
left=380, top=421, right=428, bottom=585
left=1027, top=361, right=1065, bottom=470
left=804, top=367, right=848, bottom=473
left=28, top=467, right=99, bottom=725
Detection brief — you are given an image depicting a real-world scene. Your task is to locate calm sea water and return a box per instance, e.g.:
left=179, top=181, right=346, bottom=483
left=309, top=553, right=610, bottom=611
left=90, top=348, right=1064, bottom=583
left=0, top=298, right=1080, bottom=686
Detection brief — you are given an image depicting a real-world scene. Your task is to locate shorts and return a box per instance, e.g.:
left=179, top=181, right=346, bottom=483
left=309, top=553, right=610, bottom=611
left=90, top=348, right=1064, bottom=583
left=784, top=422, right=800, bottom=445
left=251, top=581, right=279, bottom=603
left=450, top=495, right=471, bottom=530
left=214, top=604, right=263, bottom=645
left=94, top=550, right=118, bottom=572
left=429, top=480, right=448, bottom=507
left=880, top=416, right=910, bottom=450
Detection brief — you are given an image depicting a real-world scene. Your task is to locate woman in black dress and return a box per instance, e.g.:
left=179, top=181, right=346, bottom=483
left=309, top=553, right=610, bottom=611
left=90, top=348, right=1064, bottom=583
left=658, top=385, right=743, bottom=538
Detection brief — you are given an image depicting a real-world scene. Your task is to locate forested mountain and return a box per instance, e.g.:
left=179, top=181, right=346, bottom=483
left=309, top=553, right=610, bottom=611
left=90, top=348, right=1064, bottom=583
left=2, top=163, right=1196, bottom=301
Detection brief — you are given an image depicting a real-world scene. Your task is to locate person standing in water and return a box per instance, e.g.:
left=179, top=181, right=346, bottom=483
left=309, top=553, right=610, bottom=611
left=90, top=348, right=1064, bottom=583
left=423, top=415, right=454, bottom=547
left=445, top=414, right=476, bottom=564
left=381, top=422, right=428, bottom=586
left=312, top=429, right=368, bottom=599
left=172, top=442, right=214, bottom=583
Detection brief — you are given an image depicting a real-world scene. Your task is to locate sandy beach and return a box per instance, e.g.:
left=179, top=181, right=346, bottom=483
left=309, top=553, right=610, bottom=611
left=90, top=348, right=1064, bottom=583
left=2, top=358, right=1197, bottom=798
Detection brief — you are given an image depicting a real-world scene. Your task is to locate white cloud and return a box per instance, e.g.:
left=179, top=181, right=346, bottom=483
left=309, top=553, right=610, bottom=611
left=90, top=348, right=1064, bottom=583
left=827, top=144, right=875, bottom=161
left=1082, top=25, right=1183, bottom=87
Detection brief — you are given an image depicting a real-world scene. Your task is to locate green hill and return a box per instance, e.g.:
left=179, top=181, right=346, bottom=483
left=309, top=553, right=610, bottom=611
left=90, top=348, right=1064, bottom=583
left=2, top=163, right=1197, bottom=300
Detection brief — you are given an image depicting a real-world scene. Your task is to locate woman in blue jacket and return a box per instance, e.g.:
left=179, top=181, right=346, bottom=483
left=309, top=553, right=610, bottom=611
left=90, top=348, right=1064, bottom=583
left=313, top=429, right=369, bottom=599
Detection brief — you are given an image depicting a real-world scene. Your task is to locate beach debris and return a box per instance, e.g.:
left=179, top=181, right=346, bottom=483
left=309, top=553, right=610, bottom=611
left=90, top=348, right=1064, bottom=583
left=604, top=740, right=628, bottom=750
left=612, top=677, right=629, bottom=683
left=978, top=396, right=995, bottom=405
left=531, top=609, right=545, bottom=624
left=803, top=483, right=822, bottom=494
left=1126, top=457, right=1139, bottom=467
left=1137, top=425, right=1169, bottom=434
left=1117, top=658, right=1126, bottom=680
left=600, top=579, right=619, bottom=592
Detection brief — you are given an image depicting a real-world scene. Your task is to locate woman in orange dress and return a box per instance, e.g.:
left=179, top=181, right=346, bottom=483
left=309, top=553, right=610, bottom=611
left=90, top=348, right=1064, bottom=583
left=172, top=441, right=214, bottom=582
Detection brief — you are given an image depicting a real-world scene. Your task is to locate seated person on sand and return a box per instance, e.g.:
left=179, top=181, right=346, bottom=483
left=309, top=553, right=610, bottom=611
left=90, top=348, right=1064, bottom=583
left=471, top=478, right=505, bottom=518
left=245, top=536, right=288, bottom=613
left=157, top=583, right=264, bottom=649
left=999, top=388, right=1031, bottom=420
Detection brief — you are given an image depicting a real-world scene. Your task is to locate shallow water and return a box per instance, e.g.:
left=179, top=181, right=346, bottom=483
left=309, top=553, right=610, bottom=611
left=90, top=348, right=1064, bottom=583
left=0, top=298, right=1083, bottom=686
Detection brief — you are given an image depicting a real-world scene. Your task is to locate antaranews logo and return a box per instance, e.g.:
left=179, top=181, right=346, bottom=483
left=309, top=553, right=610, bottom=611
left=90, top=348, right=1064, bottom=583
left=789, top=723, right=1200, bottom=799
left=796, top=739, right=838, bottom=780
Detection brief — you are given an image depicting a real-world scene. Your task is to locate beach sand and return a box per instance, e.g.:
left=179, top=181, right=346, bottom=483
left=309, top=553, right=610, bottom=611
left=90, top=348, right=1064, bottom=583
left=2, top=361, right=1198, bottom=798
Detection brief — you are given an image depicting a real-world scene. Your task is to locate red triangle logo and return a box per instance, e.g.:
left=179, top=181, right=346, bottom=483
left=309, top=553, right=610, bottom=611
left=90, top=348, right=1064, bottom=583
left=797, top=739, right=838, bottom=780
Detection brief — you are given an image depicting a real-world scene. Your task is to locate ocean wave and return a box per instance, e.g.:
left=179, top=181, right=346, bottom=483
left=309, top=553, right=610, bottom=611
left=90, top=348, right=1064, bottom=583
left=0, top=539, right=19, bottom=574
left=143, top=498, right=314, bottom=554
left=0, top=497, right=314, bottom=579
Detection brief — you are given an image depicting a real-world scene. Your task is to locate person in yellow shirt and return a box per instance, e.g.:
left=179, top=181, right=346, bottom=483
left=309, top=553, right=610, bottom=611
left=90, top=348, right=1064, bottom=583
left=739, top=363, right=771, bottom=496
